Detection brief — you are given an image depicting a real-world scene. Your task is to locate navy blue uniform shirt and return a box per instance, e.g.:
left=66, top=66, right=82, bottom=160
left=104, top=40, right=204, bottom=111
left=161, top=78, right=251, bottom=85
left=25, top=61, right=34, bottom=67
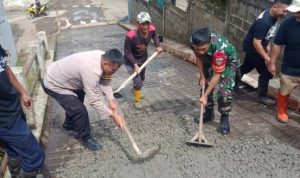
left=0, top=44, right=21, bottom=128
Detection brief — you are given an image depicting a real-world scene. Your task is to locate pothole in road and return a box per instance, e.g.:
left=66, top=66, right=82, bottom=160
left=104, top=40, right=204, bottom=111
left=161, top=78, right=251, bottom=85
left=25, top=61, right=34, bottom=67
left=69, top=5, right=106, bottom=25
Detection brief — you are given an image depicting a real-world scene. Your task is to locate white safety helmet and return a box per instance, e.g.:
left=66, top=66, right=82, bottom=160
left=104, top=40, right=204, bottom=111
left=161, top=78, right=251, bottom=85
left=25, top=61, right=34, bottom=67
left=137, top=12, right=151, bottom=23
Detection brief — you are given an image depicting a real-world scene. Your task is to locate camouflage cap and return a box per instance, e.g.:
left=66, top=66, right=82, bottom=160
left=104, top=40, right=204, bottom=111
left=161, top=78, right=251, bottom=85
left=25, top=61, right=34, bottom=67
left=137, top=12, right=151, bottom=23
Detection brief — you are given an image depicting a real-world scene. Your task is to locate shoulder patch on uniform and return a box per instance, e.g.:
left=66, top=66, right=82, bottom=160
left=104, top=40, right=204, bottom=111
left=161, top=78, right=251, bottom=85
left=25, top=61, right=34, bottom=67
left=127, top=30, right=137, bottom=38
left=212, top=50, right=227, bottom=74
left=148, top=25, right=156, bottom=31
left=100, top=73, right=112, bottom=85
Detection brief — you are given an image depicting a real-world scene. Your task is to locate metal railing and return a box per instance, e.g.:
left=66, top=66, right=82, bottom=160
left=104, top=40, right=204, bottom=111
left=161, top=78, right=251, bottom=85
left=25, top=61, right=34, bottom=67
left=15, top=31, right=49, bottom=129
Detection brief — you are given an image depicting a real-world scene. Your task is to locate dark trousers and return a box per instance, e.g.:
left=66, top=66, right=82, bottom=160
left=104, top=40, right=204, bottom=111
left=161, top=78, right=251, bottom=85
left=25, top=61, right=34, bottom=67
left=0, top=114, right=44, bottom=172
left=41, top=82, right=90, bottom=138
left=125, top=64, right=146, bottom=90
left=240, top=52, right=273, bottom=97
left=203, top=61, right=236, bottom=115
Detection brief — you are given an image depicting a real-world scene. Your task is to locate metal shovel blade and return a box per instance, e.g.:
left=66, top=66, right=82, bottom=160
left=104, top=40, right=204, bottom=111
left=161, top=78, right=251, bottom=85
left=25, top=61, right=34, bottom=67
left=186, top=132, right=213, bottom=147
left=186, top=139, right=213, bottom=147
left=137, top=145, right=160, bottom=161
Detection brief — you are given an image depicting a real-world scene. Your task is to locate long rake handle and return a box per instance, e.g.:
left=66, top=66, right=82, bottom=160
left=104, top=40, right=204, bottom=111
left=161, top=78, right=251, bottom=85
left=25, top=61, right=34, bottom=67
left=114, top=52, right=159, bottom=93
left=123, top=124, right=142, bottom=155
left=199, top=86, right=205, bottom=141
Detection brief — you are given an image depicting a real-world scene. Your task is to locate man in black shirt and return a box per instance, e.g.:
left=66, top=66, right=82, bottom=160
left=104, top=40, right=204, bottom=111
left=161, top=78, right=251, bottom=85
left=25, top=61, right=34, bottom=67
left=0, top=44, right=45, bottom=177
left=236, top=0, right=291, bottom=106
left=268, top=0, right=300, bottom=123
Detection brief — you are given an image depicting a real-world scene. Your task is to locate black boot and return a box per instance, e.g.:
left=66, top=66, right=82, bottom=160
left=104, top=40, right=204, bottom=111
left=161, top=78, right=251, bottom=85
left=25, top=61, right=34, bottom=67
left=195, top=107, right=214, bottom=123
left=8, top=157, right=21, bottom=178
left=220, top=114, right=230, bottom=136
left=203, top=108, right=214, bottom=122
left=234, top=67, right=242, bottom=93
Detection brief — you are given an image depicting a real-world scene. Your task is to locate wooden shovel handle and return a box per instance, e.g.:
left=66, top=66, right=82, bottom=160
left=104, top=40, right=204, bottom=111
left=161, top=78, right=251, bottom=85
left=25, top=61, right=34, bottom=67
left=199, top=86, right=205, bottom=138
left=114, top=52, right=159, bottom=93
left=123, top=124, right=142, bottom=155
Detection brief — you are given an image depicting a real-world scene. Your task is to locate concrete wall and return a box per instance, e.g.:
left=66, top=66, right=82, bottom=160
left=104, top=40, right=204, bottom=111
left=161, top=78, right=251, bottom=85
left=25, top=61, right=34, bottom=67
left=131, top=0, right=274, bottom=56
left=227, top=0, right=272, bottom=57
left=149, top=3, right=163, bottom=35
left=131, top=0, right=149, bottom=24
left=130, top=0, right=164, bottom=38
left=164, top=5, right=188, bottom=43
left=189, top=0, right=226, bottom=36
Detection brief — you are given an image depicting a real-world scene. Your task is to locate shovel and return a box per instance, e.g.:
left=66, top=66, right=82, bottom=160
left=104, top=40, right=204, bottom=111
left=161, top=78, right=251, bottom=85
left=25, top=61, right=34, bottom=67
left=123, top=124, right=160, bottom=161
left=113, top=51, right=159, bottom=98
left=186, top=86, right=213, bottom=147
left=113, top=109, right=160, bottom=161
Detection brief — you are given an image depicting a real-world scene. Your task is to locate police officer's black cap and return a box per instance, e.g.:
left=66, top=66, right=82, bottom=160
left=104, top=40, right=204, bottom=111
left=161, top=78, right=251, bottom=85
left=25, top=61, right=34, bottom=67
left=191, top=28, right=211, bottom=45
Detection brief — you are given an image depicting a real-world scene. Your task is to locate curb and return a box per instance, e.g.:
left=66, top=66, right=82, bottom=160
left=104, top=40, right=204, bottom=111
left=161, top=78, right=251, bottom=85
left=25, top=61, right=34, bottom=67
left=37, top=32, right=58, bottom=146
left=117, top=22, right=300, bottom=112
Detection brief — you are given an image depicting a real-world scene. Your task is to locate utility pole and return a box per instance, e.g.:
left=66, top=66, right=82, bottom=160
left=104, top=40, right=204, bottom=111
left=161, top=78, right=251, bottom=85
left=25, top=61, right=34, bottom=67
left=0, top=0, right=18, bottom=66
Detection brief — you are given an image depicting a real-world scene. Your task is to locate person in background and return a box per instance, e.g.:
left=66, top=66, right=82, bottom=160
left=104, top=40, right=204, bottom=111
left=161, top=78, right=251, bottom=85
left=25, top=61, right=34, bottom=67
left=189, top=28, right=240, bottom=136
left=0, top=43, right=45, bottom=178
left=235, top=0, right=291, bottom=106
left=268, top=0, right=300, bottom=123
left=34, top=0, right=41, bottom=12
left=124, top=11, right=163, bottom=109
left=42, top=49, right=125, bottom=151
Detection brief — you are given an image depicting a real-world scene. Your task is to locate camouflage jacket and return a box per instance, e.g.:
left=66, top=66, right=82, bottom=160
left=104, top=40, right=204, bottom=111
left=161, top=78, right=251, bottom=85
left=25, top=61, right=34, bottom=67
left=204, top=33, right=239, bottom=74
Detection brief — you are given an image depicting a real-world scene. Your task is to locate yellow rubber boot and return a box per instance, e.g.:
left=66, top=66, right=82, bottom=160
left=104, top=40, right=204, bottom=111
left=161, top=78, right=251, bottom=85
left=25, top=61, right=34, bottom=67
left=276, top=92, right=289, bottom=123
left=133, top=89, right=142, bottom=109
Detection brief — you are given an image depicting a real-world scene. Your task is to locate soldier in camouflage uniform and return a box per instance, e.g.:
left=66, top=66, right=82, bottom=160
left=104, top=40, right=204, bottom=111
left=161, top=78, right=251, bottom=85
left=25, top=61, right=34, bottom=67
left=190, top=28, right=239, bottom=135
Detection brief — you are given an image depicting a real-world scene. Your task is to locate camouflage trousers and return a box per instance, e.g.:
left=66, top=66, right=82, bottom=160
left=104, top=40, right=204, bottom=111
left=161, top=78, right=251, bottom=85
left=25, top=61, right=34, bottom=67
left=203, top=63, right=237, bottom=115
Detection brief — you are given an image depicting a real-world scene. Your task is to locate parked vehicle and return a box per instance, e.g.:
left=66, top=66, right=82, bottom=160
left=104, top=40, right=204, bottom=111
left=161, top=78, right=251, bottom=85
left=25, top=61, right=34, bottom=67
left=26, top=3, right=49, bottom=19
